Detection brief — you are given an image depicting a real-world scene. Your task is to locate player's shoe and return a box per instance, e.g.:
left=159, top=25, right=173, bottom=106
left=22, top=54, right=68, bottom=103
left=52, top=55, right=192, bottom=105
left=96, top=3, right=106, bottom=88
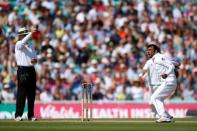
left=168, top=116, right=173, bottom=119
left=15, top=116, right=23, bottom=121
left=156, top=117, right=174, bottom=123
left=28, top=117, right=37, bottom=121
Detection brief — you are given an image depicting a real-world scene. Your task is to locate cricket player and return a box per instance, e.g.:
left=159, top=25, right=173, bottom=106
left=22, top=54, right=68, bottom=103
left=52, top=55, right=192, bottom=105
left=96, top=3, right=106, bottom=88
left=139, top=44, right=177, bottom=123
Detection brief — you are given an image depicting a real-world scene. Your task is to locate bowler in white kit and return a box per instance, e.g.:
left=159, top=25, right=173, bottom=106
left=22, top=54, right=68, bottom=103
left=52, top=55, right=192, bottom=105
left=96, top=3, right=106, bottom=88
left=139, top=44, right=177, bottom=123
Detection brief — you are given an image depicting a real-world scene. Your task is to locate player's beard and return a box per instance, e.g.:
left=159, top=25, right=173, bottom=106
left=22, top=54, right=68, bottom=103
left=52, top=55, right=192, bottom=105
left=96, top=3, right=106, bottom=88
left=147, top=50, right=156, bottom=59
left=147, top=52, right=152, bottom=59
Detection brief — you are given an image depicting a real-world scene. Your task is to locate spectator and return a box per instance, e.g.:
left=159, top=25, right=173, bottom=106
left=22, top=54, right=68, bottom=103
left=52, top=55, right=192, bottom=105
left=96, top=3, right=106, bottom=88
left=126, top=80, right=144, bottom=101
left=40, top=87, right=54, bottom=103
left=0, top=84, right=15, bottom=103
left=92, top=82, right=104, bottom=101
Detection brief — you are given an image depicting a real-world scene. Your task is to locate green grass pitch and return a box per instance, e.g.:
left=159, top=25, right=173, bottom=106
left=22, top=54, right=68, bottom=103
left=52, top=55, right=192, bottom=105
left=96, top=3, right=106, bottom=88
left=0, top=118, right=197, bottom=131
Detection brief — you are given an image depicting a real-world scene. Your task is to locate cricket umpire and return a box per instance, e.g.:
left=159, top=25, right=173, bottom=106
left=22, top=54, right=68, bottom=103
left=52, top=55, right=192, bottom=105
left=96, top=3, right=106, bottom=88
left=14, top=27, right=37, bottom=121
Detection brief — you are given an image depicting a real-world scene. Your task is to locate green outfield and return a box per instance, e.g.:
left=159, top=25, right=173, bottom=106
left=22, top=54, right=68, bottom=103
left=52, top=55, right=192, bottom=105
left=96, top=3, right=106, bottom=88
left=0, top=118, right=197, bottom=131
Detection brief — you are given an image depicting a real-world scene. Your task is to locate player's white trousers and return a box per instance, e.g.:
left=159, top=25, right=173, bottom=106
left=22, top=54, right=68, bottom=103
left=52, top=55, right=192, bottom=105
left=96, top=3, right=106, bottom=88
left=150, top=82, right=176, bottom=118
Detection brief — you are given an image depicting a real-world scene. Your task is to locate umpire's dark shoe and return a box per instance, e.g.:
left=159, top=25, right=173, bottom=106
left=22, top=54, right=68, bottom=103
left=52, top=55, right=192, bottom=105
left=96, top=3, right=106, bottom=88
left=28, top=117, right=37, bottom=121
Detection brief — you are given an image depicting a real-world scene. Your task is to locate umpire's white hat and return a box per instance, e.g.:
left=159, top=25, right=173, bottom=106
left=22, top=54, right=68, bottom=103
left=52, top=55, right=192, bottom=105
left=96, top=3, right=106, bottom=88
left=4, top=84, right=9, bottom=89
left=18, top=27, right=29, bottom=35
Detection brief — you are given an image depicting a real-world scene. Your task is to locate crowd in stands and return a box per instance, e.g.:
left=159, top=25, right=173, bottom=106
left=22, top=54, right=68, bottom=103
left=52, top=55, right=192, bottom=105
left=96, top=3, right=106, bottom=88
left=0, top=0, right=197, bottom=103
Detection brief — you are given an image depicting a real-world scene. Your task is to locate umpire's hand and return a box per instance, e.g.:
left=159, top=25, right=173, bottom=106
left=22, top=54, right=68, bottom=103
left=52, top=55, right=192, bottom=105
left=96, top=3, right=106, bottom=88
left=31, top=58, right=37, bottom=64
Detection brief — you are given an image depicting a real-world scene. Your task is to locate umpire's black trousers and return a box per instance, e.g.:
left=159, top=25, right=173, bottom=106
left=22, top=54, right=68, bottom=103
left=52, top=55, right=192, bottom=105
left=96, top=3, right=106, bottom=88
left=15, top=66, right=36, bottom=119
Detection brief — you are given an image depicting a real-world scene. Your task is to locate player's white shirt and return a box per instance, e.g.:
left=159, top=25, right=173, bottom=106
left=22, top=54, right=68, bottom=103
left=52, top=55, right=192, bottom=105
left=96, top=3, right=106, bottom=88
left=143, top=58, right=160, bottom=86
left=143, top=53, right=176, bottom=86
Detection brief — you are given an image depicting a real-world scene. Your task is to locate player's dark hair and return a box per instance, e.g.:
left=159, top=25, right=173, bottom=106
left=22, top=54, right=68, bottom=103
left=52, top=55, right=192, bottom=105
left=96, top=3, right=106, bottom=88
left=147, top=44, right=161, bottom=53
